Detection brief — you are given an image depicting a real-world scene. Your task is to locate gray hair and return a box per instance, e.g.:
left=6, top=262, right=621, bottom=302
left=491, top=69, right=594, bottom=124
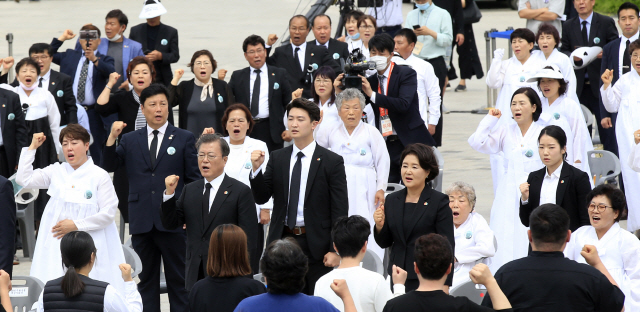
left=445, top=181, right=477, bottom=209
left=335, top=88, right=365, bottom=111
left=196, top=133, right=230, bottom=157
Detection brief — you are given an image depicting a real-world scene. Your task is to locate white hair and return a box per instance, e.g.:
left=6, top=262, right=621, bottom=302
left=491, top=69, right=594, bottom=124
left=335, top=88, right=365, bottom=111
left=445, top=181, right=477, bottom=209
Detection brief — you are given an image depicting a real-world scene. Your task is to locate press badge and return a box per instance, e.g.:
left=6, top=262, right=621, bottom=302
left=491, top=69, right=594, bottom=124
left=412, top=41, right=424, bottom=55
left=380, top=110, right=393, bottom=137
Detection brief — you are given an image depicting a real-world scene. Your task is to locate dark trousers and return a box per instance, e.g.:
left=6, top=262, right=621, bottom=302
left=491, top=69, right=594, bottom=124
left=250, top=118, right=283, bottom=152
left=425, top=56, right=447, bottom=147
left=131, top=226, right=188, bottom=312
left=282, top=232, right=332, bottom=295
left=254, top=223, right=264, bottom=273
left=387, top=138, right=404, bottom=184
left=85, top=107, right=104, bottom=165
left=0, top=146, right=9, bottom=178
left=375, top=25, right=402, bottom=38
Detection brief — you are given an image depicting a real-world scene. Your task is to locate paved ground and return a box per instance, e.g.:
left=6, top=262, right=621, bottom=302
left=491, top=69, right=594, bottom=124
left=2, top=0, right=614, bottom=310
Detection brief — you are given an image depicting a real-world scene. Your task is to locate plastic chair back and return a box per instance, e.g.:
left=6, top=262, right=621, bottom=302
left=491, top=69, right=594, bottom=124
left=580, top=104, right=594, bottom=127
left=431, top=147, right=445, bottom=192
left=122, top=244, right=143, bottom=278
left=9, top=276, right=45, bottom=312
left=587, top=150, right=621, bottom=186
left=450, top=280, right=487, bottom=305
left=385, top=183, right=405, bottom=198
left=362, top=249, right=384, bottom=275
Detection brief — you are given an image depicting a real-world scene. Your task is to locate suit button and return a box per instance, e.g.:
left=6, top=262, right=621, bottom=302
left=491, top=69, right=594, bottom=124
left=152, top=191, right=155, bottom=194
left=152, top=173, right=155, bottom=177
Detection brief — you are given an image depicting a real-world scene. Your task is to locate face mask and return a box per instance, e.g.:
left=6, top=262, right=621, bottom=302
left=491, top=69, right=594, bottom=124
left=20, top=81, right=37, bottom=91
left=107, top=27, right=124, bottom=42
left=415, top=2, right=431, bottom=10
left=350, top=32, right=360, bottom=40
left=370, top=55, right=389, bottom=71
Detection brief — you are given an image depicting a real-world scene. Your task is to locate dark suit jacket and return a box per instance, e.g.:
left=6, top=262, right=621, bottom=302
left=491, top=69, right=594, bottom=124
left=228, top=65, right=291, bottom=144
left=101, top=123, right=201, bottom=235
left=129, top=22, right=180, bottom=85
left=520, top=162, right=592, bottom=232
left=374, top=186, right=454, bottom=285
left=95, top=90, right=139, bottom=138
left=0, top=88, right=28, bottom=171
left=307, top=38, right=350, bottom=63
left=0, top=70, right=77, bottom=125
left=266, top=43, right=341, bottom=99
left=249, top=144, right=348, bottom=261
left=560, top=13, right=618, bottom=97
left=50, top=38, right=115, bottom=102
left=161, top=174, right=258, bottom=290
left=367, top=64, right=436, bottom=146
left=599, top=38, right=625, bottom=122
left=0, top=176, right=15, bottom=277
left=168, top=78, right=232, bottom=134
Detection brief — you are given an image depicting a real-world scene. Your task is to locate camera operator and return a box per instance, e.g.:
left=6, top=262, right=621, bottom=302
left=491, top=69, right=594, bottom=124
left=335, top=34, right=435, bottom=184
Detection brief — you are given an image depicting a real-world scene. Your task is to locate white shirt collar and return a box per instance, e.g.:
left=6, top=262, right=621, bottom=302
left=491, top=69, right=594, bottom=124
left=546, top=162, right=563, bottom=179
left=315, top=39, right=329, bottom=49
left=250, top=62, right=268, bottom=73
left=204, top=172, right=225, bottom=187
left=292, top=140, right=317, bottom=158
left=147, top=121, right=169, bottom=136
left=41, top=69, right=51, bottom=81
left=622, top=30, right=640, bottom=41
left=380, top=61, right=393, bottom=78
left=293, top=42, right=307, bottom=52
left=579, top=12, right=593, bottom=24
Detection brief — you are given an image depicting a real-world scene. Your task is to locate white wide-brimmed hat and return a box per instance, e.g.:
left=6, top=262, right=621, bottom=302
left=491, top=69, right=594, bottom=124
left=139, top=0, right=167, bottom=19
left=570, top=46, right=603, bottom=70
left=527, top=65, right=566, bottom=83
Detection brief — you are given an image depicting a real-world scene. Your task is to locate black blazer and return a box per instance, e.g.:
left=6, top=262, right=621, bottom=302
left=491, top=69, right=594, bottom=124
left=599, top=38, right=624, bottom=122
left=168, top=78, right=233, bottom=134
left=160, top=174, right=258, bottom=290
left=0, top=88, right=28, bottom=172
left=228, top=65, right=291, bottom=144
left=560, top=13, right=618, bottom=97
left=249, top=144, right=349, bottom=262
left=307, top=38, right=350, bottom=63
left=189, top=276, right=266, bottom=312
left=433, top=0, right=464, bottom=34
left=520, top=162, right=592, bottom=231
left=0, top=176, right=15, bottom=277
left=129, top=22, right=180, bottom=85
left=95, top=90, right=139, bottom=138
left=367, top=64, right=436, bottom=147
left=266, top=43, right=341, bottom=99
left=374, top=186, right=454, bottom=285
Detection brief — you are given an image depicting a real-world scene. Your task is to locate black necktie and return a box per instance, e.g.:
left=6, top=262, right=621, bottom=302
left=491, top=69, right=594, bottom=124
left=38, top=77, right=43, bottom=88
left=288, top=151, right=304, bottom=229
left=294, top=47, right=301, bottom=72
left=203, top=183, right=212, bottom=219
left=150, top=130, right=159, bottom=167
left=623, top=39, right=631, bottom=75
left=581, top=21, right=589, bottom=45
left=251, top=69, right=261, bottom=117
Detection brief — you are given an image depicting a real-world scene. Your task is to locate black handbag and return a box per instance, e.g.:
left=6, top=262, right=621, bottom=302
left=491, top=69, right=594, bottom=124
left=463, top=0, right=482, bottom=24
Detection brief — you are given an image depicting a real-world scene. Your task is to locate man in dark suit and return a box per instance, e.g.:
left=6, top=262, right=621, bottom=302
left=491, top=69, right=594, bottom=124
left=309, top=15, right=350, bottom=63
left=51, top=25, right=115, bottom=165
left=129, top=7, right=179, bottom=86
left=337, top=34, right=435, bottom=183
left=0, top=84, right=28, bottom=178
left=249, top=98, right=348, bottom=295
left=102, top=84, right=200, bottom=312
left=229, top=35, right=292, bottom=152
left=560, top=0, right=618, bottom=153
left=0, top=175, right=15, bottom=277
left=0, top=44, right=77, bottom=126
left=161, top=134, right=258, bottom=290
left=266, top=15, right=341, bottom=99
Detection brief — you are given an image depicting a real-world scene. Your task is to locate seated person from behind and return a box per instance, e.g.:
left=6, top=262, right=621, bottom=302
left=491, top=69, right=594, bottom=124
left=383, top=233, right=512, bottom=312
left=314, top=215, right=406, bottom=312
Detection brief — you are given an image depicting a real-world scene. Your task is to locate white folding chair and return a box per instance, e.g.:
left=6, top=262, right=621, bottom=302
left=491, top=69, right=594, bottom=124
left=9, top=276, right=44, bottom=312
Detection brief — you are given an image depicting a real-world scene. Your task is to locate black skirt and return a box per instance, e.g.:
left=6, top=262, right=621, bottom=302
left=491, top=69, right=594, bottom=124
left=26, top=116, right=57, bottom=221
left=456, top=23, right=484, bottom=80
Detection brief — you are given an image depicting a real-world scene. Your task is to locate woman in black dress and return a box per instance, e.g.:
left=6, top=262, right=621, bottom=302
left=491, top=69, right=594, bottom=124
left=454, top=0, right=484, bottom=92
left=169, top=50, right=233, bottom=136
left=373, top=143, right=454, bottom=293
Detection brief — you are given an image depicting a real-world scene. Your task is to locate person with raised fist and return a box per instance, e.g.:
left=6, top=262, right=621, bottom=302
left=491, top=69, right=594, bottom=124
left=0, top=57, right=27, bottom=178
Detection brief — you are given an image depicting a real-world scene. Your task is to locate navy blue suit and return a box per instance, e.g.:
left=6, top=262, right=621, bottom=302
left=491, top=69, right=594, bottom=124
left=101, top=123, right=200, bottom=312
left=0, top=175, right=15, bottom=278
left=599, top=38, right=625, bottom=157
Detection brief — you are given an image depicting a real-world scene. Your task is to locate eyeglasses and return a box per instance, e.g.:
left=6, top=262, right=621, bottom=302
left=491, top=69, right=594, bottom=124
left=246, top=49, right=265, bottom=56
left=198, top=153, right=219, bottom=160
left=314, top=78, right=332, bottom=85
left=588, top=203, right=612, bottom=213
left=631, top=54, right=640, bottom=60
left=359, top=25, right=375, bottom=30
left=194, top=62, right=211, bottom=67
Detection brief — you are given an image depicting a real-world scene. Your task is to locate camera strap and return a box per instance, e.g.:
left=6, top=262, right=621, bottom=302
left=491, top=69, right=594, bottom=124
left=378, top=62, right=394, bottom=137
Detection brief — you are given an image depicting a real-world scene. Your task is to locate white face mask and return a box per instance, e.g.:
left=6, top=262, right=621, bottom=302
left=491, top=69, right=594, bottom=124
left=370, top=55, right=389, bottom=71
left=107, top=26, right=124, bottom=42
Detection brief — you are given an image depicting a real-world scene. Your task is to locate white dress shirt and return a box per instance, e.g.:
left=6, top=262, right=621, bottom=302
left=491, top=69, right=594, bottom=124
left=393, top=55, right=441, bottom=126
left=619, top=31, right=640, bottom=78
left=367, top=0, right=403, bottom=27
left=371, top=64, right=397, bottom=135
left=249, top=62, right=270, bottom=118
left=163, top=173, right=225, bottom=213
left=292, top=42, right=307, bottom=72
left=40, top=69, right=51, bottom=89
left=288, top=141, right=316, bottom=226
left=315, top=39, right=329, bottom=49
left=72, top=54, right=95, bottom=105
left=540, top=162, right=563, bottom=205
left=579, top=13, right=593, bottom=42
left=147, top=121, right=168, bottom=157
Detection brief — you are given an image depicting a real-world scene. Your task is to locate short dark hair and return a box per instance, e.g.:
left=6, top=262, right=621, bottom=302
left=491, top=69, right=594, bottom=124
left=344, top=10, right=365, bottom=26
left=510, top=28, right=536, bottom=52
left=261, top=238, right=308, bottom=294
left=139, top=83, right=169, bottom=106
left=618, top=2, right=640, bottom=18
left=510, top=87, right=542, bottom=121
left=196, top=133, right=230, bottom=157
left=15, top=57, right=41, bottom=76
left=536, top=23, right=560, bottom=49
left=221, top=104, right=255, bottom=136
left=242, top=35, right=266, bottom=52
left=415, top=234, right=453, bottom=280
left=538, top=125, right=568, bottom=160
left=537, top=66, right=567, bottom=96
left=586, top=184, right=625, bottom=222
left=105, top=9, right=129, bottom=28
left=311, top=66, right=337, bottom=105
left=207, top=224, right=252, bottom=278
left=289, top=14, right=310, bottom=29
left=126, top=56, right=155, bottom=83
left=332, top=216, right=370, bottom=258
left=357, top=15, right=377, bottom=30
left=529, top=204, right=570, bottom=249
left=59, top=123, right=91, bottom=145
left=80, top=24, right=101, bottom=38
left=401, top=143, right=439, bottom=182
left=286, top=98, right=321, bottom=122
left=312, top=14, right=332, bottom=26
left=395, top=28, right=418, bottom=45
left=630, top=38, right=640, bottom=56
left=369, top=33, right=394, bottom=54
left=60, top=231, right=97, bottom=298
left=188, top=49, right=217, bottom=74
left=28, top=43, right=52, bottom=56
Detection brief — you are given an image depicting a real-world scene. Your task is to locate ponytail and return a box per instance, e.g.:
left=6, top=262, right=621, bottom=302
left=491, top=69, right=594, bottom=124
left=61, top=265, right=85, bottom=298
left=59, top=231, right=97, bottom=298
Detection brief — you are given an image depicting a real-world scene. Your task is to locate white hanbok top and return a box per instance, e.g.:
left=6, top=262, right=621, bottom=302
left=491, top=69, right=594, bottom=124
left=600, top=70, right=640, bottom=231
left=564, top=223, right=640, bottom=311
left=532, top=49, right=579, bottom=104
left=628, top=142, right=640, bottom=172
left=452, top=212, right=496, bottom=289
left=16, top=148, right=126, bottom=293
left=36, top=280, right=143, bottom=312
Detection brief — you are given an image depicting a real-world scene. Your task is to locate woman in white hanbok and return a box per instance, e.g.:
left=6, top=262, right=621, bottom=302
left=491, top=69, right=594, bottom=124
left=532, top=24, right=579, bottom=104
left=600, top=57, right=640, bottom=232
left=16, top=124, right=125, bottom=293
left=315, top=88, right=389, bottom=260
left=468, top=87, right=545, bottom=271
left=564, top=184, right=640, bottom=311
left=445, top=182, right=495, bottom=290
left=485, top=29, right=544, bottom=194
left=629, top=130, right=640, bottom=171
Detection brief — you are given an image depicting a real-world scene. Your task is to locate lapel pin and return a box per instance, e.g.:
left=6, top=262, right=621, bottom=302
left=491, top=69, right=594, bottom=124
left=316, top=158, right=321, bottom=161
left=224, top=191, right=228, bottom=195
left=272, top=73, right=275, bottom=76
left=51, top=82, right=55, bottom=85
left=561, top=180, right=564, bottom=184
left=311, top=53, right=314, bottom=57
left=2, top=104, right=4, bottom=107
left=124, top=45, right=129, bottom=48
left=424, top=202, right=428, bottom=206
left=168, top=134, right=174, bottom=140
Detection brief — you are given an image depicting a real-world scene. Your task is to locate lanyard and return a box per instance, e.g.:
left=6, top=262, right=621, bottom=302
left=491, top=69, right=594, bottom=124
left=378, top=62, right=395, bottom=117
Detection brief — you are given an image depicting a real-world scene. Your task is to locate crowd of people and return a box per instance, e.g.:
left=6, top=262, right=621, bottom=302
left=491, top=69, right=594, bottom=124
left=0, top=0, right=639, bottom=311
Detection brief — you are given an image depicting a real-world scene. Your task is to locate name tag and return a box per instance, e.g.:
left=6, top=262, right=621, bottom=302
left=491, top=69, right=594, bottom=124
left=9, top=287, right=28, bottom=297
left=381, top=115, right=393, bottom=137
left=413, top=41, right=424, bottom=55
